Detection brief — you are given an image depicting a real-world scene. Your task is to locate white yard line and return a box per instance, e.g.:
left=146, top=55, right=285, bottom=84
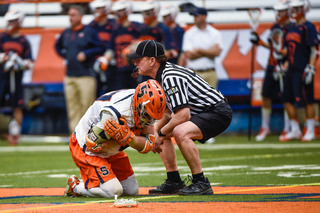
left=2, top=143, right=320, bottom=153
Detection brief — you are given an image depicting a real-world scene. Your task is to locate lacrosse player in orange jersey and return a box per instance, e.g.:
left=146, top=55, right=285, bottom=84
left=65, top=79, right=166, bottom=197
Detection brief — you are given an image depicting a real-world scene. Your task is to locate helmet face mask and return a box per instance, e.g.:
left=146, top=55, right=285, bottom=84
left=137, top=100, right=156, bottom=127
left=141, top=0, right=160, bottom=25
left=289, top=0, right=310, bottom=21
left=133, top=80, right=166, bottom=128
left=273, top=0, right=290, bottom=24
left=111, top=0, right=132, bottom=23
left=275, top=9, right=289, bottom=24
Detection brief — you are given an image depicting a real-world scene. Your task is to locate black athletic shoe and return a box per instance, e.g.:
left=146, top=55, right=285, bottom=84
left=149, top=179, right=186, bottom=195
left=179, top=177, right=213, bottom=195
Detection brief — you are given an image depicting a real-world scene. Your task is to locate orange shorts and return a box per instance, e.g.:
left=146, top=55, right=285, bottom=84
left=69, top=133, right=134, bottom=189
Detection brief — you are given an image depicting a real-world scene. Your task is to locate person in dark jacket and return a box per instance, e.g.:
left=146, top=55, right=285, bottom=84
left=55, top=5, right=104, bottom=133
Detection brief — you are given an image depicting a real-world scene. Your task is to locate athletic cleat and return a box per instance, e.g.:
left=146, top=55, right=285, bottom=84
left=255, top=128, right=270, bottom=141
left=279, top=131, right=302, bottom=142
left=301, top=132, right=315, bottom=142
left=280, top=131, right=288, bottom=136
left=64, top=175, right=81, bottom=197
left=149, top=179, right=186, bottom=195
left=179, top=177, right=213, bottom=195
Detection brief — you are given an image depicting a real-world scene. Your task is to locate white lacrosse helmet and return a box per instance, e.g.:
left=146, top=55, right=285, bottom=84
left=141, top=0, right=160, bottom=15
left=273, top=0, right=290, bottom=24
left=290, top=0, right=310, bottom=20
left=90, top=0, right=111, bottom=13
left=111, top=0, right=132, bottom=13
left=4, top=9, right=24, bottom=24
left=273, top=0, right=290, bottom=11
left=160, top=4, right=179, bottom=20
left=290, top=0, right=311, bottom=11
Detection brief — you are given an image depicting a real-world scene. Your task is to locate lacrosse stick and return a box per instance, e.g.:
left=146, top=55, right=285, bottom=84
left=247, top=8, right=262, bottom=140
left=5, top=52, right=17, bottom=105
left=270, top=28, right=285, bottom=92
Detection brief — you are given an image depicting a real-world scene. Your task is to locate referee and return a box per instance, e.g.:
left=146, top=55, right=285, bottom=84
left=128, top=40, right=232, bottom=195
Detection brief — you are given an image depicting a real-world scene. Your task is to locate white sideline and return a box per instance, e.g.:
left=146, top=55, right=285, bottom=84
left=19, top=135, right=70, bottom=143
left=1, top=142, right=320, bottom=153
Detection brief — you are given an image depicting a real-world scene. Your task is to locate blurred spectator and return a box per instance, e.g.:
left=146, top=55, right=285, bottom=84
left=160, top=4, right=185, bottom=64
left=89, top=0, right=117, bottom=96
left=61, top=3, right=91, bottom=15
left=100, top=0, right=140, bottom=90
left=55, top=5, right=104, bottom=134
left=0, top=9, right=33, bottom=145
left=0, top=10, right=32, bottom=145
left=180, top=7, right=222, bottom=89
left=137, top=0, right=176, bottom=83
left=140, top=0, right=177, bottom=62
left=250, top=0, right=291, bottom=141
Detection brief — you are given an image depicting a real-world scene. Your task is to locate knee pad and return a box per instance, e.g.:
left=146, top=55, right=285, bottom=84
left=121, top=174, right=139, bottom=196
left=99, top=178, right=123, bottom=197
left=88, top=178, right=123, bottom=198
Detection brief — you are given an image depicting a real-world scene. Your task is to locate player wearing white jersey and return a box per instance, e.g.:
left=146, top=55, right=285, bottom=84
left=64, top=80, right=166, bottom=198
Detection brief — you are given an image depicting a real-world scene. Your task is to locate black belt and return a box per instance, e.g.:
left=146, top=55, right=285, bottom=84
left=193, top=68, right=215, bottom=72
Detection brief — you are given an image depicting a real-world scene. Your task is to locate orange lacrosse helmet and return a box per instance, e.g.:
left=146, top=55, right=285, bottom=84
left=133, top=79, right=166, bottom=128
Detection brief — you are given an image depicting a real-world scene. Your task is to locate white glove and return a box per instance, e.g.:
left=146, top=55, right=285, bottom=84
left=4, top=53, right=25, bottom=72
left=93, top=56, right=109, bottom=73
left=273, top=49, right=284, bottom=61
left=304, top=64, right=315, bottom=85
left=0, top=53, right=7, bottom=64
left=273, top=65, right=285, bottom=81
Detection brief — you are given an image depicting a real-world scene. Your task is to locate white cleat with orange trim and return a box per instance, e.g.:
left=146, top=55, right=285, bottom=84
left=64, top=175, right=81, bottom=197
left=255, top=128, right=270, bottom=142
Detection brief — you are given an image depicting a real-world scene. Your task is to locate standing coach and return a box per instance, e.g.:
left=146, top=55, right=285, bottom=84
left=128, top=40, right=232, bottom=195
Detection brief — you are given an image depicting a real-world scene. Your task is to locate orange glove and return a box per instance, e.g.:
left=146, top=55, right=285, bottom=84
left=85, top=135, right=102, bottom=152
left=139, top=134, right=155, bottom=154
left=104, top=118, right=135, bottom=146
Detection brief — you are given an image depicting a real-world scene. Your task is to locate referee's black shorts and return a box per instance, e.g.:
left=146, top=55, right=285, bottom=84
left=190, top=100, right=232, bottom=144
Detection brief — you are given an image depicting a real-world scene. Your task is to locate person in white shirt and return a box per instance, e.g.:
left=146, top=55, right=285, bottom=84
left=179, top=7, right=222, bottom=88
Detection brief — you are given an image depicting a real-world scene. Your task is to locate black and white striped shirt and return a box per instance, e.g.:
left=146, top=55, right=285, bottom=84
left=155, top=62, right=225, bottom=115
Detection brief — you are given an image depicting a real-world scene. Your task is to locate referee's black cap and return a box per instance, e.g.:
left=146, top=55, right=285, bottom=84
left=128, top=40, right=165, bottom=59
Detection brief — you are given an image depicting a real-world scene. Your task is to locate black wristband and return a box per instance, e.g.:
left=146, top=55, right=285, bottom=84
left=158, top=129, right=165, bottom=137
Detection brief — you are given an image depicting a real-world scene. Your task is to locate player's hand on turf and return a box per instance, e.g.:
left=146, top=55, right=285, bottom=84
left=303, top=64, right=315, bottom=85
left=104, top=118, right=135, bottom=146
